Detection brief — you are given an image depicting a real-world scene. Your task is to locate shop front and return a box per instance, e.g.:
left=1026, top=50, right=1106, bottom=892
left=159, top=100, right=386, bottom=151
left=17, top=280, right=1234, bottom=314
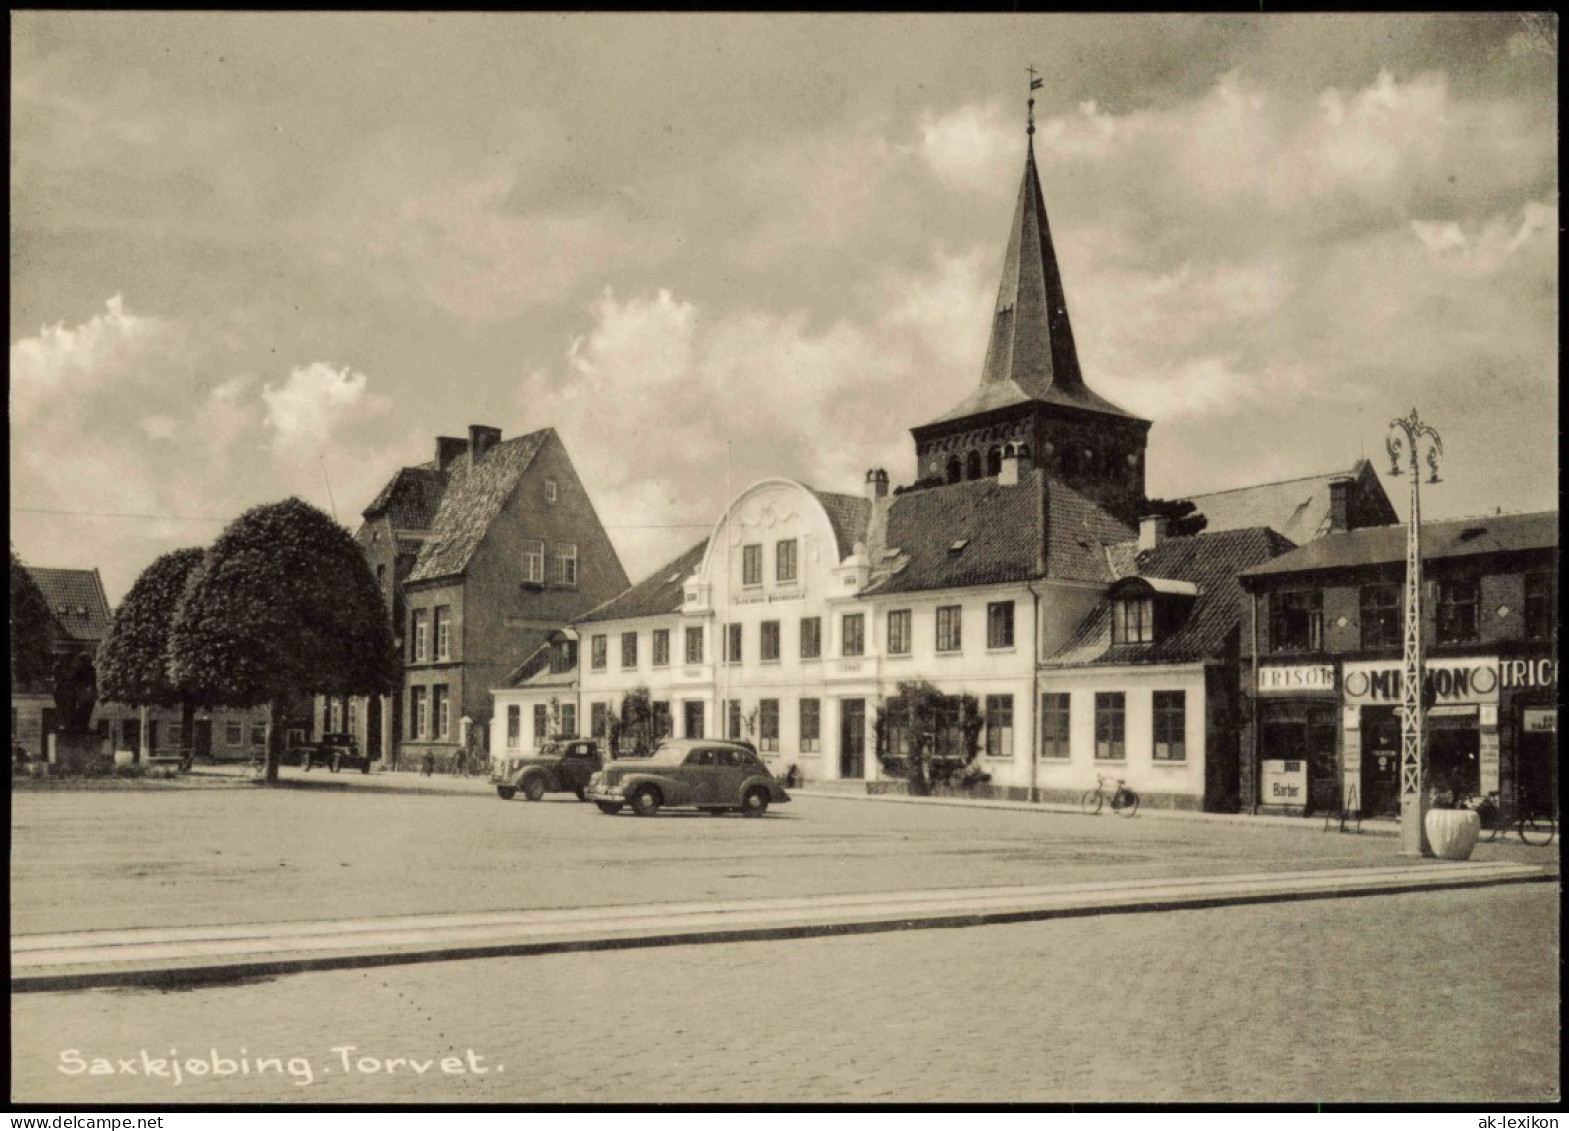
left=1254, top=663, right=1338, bottom=815
left=1342, top=656, right=1499, bottom=815
left=1500, top=654, right=1558, bottom=817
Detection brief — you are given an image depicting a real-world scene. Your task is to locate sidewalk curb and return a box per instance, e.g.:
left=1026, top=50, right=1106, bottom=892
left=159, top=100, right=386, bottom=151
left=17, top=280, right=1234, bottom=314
left=12, top=868, right=1549, bottom=994
left=790, top=787, right=1403, bottom=836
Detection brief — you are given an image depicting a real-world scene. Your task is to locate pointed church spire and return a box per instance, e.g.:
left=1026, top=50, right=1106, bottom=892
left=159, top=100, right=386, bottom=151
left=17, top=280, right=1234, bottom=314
left=978, top=82, right=1089, bottom=401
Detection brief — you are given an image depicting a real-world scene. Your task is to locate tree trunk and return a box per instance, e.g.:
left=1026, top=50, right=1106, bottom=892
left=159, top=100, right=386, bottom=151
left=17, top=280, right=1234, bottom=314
left=266, top=697, right=284, bottom=784
left=180, top=699, right=196, bottom=770
left=138, top=705, right=149, bottom=766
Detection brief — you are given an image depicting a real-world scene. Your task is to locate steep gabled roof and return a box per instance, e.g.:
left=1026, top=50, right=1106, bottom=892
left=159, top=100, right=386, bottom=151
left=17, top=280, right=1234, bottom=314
left=407, top=430, right=550, bottom=583
left=865, top=470, right=1133, bottom=597
left=363, top=466, right=449, bottom=530
left=921, top=139, right=1143, bottom=430
left=1183, top=460, right=1396, bottom=545
left=1047, top=526, right=1297, bottom=667
left=1241, top=509, right=1557, bottom=582
left=576, top=539, right=710, bottom=625
left=27, top=567, right=114, bottom=645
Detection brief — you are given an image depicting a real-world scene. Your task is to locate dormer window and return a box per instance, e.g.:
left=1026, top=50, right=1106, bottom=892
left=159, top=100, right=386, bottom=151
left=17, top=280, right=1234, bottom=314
left=1113, top=595, right=1154, bottom=644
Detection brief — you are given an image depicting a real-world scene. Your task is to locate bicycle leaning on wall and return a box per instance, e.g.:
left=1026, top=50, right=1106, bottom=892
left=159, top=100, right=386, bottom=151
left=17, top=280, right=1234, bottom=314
left=1082, top=774, right=1140, bottom=818
left=1472, top=790, right=1557, bottom=846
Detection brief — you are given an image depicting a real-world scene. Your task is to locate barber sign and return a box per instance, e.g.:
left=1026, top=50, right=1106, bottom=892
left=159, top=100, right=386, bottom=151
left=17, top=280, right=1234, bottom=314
left=1261, top=759, right=1308, bottom=804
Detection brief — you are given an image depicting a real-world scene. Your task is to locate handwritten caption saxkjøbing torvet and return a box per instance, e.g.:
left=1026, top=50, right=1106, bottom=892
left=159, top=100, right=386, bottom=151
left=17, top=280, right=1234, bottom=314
left=58, top=1045, right=500, bottom=1087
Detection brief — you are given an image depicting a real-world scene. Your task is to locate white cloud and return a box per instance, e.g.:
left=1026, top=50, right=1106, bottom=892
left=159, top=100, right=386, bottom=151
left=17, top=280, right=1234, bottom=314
left=917, top=101, right=1015, bottom=196
left=261, top=362, right=389, bottom=454
left=8, top=295, right=172, bottom=424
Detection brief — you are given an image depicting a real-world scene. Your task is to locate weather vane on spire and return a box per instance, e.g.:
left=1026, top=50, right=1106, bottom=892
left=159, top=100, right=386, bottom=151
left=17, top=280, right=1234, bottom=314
left=1027, top=64, right=1043, bottom=136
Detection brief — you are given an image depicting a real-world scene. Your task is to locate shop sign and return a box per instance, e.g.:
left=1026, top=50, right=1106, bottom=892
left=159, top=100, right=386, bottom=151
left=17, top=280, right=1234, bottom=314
left=1260, top=759, right=1308, bottom=805
left=1499, top=658, right=1559, bottom=690
left=1341, top=658, right=1498, bottom=705
left=1258, top=665, right=1336, bottom=694
left=1522, top=708, right=1557, bottom=734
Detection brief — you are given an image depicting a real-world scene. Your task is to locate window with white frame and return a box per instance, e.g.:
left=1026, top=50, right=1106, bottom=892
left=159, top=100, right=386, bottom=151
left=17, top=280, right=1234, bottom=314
left=887, top=609, right=912, bottom=655
left=433, top=685, right=450, bottom=739
left=759, top=699, right=779, bottom=751
left=522, top=539, right=545, bottom=584
left=560, top=703, right=577, bottom=737
left=653, top=629, right=670, bottom=667
left=1152, top=691, right=1186, bottom=762
left=226, top=720, right=244, bottom=746
left=507, top=705, right=521, bottom=749
left=799, top=698, right=820, bottom=752
left=936, top=605, right=962, bottom=653
left=533, top=704, right=547, bottom=747
left=725, top=623, right=743, bottom=663
left=776, top=539, right=797, bottom=583
left=685, top=626, right=704, bottom=664
left=742, top=544, right=762, bottom=586
left=1112, top=596, right=1154, bottom=645
left=410, top=688, right=427, bottom=740
left=411, top=609, right=429, bottom=662
left=552, top=543, right=579, bottom=587
left=591, top=634, right=607, bottom=671
left=434, top=606, right=451, bottom=659
left=621, top=631, right=638, bottom=669
left=760, top=620, right=781, bottom=662
left=985, top=695, right=1013, bottom=759
left=1040, top=693, right=1070, bottom=759
left=799, top=617, right=821, bottom=659
left=1094, top=692, right=1126, bottom=760
left=987, top=601, right=1015, bottom=649
left=841, top=613, right=865, bottom=657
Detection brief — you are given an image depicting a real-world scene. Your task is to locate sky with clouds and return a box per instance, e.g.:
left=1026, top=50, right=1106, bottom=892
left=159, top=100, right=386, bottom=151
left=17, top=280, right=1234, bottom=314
left=10, top=13, right=1558, bottom=605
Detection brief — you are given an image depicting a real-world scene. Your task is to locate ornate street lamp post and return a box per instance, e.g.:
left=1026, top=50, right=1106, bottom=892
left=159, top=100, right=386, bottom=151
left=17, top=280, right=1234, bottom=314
left=1387, top=409, right=1443, bottom=857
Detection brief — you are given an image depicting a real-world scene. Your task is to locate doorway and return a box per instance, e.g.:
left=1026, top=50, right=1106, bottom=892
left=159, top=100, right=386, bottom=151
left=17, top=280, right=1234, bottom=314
left=1516, top=708, right=1557, bottom=817
left=683, top=700, right=705, bottom=739
left=367, top=696, right=383, bottom=764
left=1361, top=706, right=1401, bottom=818
left=840, top=698, right=866, bottom=779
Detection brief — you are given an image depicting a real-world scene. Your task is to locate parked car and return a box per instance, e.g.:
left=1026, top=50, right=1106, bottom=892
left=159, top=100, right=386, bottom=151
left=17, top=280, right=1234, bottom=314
left=301, top=732, right=370, bottom=774
left=584, top=738, right=791, bottom=817
left=492, top=738, right=604, bottom=801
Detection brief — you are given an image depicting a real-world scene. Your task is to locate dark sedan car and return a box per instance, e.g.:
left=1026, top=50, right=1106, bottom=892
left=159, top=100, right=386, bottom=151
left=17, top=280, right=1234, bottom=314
left=491, top=738, right=604, bottom=801
left=301, top=732, right=370, bottom=773
left=584, top=738, right=791, bottom=817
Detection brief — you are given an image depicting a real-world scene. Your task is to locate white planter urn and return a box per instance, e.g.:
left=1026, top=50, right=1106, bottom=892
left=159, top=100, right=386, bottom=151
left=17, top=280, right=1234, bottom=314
left=113, top=749, right=136, bottom=767
left=1424, top=807, right=1481, bottom=861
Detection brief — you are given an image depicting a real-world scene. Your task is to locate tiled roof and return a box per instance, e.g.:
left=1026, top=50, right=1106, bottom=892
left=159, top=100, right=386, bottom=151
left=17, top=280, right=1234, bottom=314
left=576, top=539, right=709, bottom=625
left=865, top=470, right=1132, bottom=597
left=1241, top=509, right=1558, bottom=581
left=26, top=567, right=114, bottom=644
left=363, top=466, right=448, bottom=530
left=407, top=430, right=550, bottom=583
left=1046, top=526, right=1297, bottom=667
left=395, top=538, right=425, bottom=559
left=810, top=490, right=872, bottom=560
left=1183, top=460, right=1395, bottom=545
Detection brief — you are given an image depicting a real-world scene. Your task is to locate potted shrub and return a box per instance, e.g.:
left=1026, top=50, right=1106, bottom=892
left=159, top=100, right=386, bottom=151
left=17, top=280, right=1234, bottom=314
left=1423, top=768, right=1482, bottom=860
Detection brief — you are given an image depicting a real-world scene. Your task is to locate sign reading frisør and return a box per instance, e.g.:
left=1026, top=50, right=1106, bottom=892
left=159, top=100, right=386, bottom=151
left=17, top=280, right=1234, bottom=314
left=1258, top=665, right=1336, bottom=694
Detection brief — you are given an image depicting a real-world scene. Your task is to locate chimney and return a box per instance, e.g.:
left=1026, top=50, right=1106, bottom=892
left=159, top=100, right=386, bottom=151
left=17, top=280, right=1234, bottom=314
left=469, top=425, right=502, bottom=464
left=1327, top=476, right=1354, bottom=533
left=1138, top=514, right=1167, bottom=553
left=435, top=436, right=468, bottom=471
left=865, top=468, right=889, bottom=501
left=999, top=444, right=1031, bottom=487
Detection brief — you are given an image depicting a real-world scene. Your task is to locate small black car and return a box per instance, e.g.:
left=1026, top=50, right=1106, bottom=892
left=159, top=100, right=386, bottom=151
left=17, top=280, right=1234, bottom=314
left=492, top=738, right=604, bottom=801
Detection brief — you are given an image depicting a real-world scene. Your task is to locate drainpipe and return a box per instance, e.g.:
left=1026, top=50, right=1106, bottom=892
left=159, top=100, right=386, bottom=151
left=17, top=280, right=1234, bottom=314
left=1027, top=582, right=1041, bottom=804
left=1250, top=589, right=1260, bottom=815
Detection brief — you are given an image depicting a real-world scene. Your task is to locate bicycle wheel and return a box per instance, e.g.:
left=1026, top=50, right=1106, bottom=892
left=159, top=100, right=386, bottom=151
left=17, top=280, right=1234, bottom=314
left=1111, top=788, right=1140, bottom=818
left=1080, top=789, right=1104, bottom=816
left=1518, top=814, right=1557, bottom=846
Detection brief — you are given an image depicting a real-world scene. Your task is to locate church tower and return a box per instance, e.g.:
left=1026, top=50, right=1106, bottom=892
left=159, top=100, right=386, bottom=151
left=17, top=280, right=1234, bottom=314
left=910, top=85, right=1150, bottom=523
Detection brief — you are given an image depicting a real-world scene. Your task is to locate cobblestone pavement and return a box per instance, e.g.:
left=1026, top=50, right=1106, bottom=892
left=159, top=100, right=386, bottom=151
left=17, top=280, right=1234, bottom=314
left=11, top=786, right=1555, bottom=936
left=12, top=883, right=1557, bottom=1105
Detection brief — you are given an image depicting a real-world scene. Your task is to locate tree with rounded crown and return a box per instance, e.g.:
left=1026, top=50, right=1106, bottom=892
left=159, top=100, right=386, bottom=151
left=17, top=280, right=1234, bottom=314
left=97, top=547, right=207, bottom=766
left=10, top=546, right=54, bottom=696
left=168, top=498, right=399, bottom=783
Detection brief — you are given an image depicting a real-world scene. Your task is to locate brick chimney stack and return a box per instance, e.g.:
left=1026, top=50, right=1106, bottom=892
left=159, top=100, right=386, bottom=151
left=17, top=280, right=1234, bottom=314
left=1327, top=476, right=1354, bottom=533
left=435, top=436, right=468, bottom=471
left=865, top=468, right=889, bottom=501
left=469, top=425, right=502, bottom=464
left=1138, top=514, right=1167, bottom=552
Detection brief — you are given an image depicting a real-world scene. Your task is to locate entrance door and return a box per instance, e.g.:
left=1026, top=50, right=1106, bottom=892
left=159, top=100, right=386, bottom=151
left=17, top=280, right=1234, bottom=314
left=1516, top=710, right=1557, bottom=818
left=1428, top=719, right=1480, bottom=800
left=194, top=720, right=213, bottom=762
left=1361, top=706, right=1401, bottom=818
left=683, top=701, right=705, bottom=739
left=840, top=699, right=866, bottom=779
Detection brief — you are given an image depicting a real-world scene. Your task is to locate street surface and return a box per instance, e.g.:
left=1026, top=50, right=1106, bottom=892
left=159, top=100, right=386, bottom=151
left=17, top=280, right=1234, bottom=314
left=9, top=773, right=1554, bottom=935
left=12, top=883, right=1558, bottom=1104
left=10, top=776, right=1560, bottom=1103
